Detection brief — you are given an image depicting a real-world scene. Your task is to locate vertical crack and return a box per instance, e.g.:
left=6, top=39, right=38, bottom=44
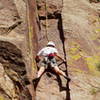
left=58, top=14, right=71, bottom=100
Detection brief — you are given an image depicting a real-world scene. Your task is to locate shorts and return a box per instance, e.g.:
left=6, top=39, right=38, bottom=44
left=40, top=57, right=57, bottom=69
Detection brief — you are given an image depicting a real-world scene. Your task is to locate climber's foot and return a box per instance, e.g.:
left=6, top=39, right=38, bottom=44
left=64, top=76, right=71, bottom=82
left=32, top=77, right=40, bottom=84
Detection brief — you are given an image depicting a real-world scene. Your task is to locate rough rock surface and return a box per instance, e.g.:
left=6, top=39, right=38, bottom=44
left=0, top=0, right=33, bottom=100
left=36, top=0, right=100, bottom=100
left=62, top=0, right=100, bottom=100
left=36, top=0, right=68, bottom=99
left=0, top=0, right=100, bottom=100
left=0, top=63, right=16, bottom=100
left=0, top=41, right=32, bottom=100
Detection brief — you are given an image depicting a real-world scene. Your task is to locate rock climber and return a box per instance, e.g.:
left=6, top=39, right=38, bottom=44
left=35, top=41, right=71, bottom=81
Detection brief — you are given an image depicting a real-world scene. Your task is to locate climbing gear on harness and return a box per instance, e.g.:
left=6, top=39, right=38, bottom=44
left=47, top=41, right=55, bottom=47
left=40, top=56, right=57, bottom=69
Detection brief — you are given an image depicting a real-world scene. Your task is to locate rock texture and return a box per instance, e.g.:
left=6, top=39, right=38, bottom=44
left=0, top=41, right=32, bottom=100
left=62, top=0, right=100, bottom=73
left=36, top=0, right=100, bottom=100
left=0, top=63, right=16, bottom=100
left=0, top=0, right=100, bottom=100
left=0, top=0, right=34, bottom=100
left=62, top=0, right=100, bottom=100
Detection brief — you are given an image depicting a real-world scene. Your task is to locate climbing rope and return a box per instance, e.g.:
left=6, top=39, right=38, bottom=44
left=45, top=0, right=49, bottom=42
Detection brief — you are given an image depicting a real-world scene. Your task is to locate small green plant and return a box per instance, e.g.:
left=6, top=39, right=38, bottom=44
left=96, top=63, right=100, bottom=71
left=90, top=88, right=100, bottom=95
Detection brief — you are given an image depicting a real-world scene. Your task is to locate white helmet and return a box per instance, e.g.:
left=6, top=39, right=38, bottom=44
left=47, top=41, right=55, bottom=47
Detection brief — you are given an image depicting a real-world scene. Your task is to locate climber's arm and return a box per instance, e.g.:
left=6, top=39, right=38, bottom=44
left=54, top=53, right=66, bottom=62
left=35, top=55, right=40, bottom=63
left=35, top=48, right=44, bottom=63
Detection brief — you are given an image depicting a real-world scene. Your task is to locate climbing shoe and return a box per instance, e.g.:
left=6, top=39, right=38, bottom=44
left=32, top=78, right=40, bottom=90
left=32, top=77, right=40, bottom=83
left=64, top=76, right=71, bottom=82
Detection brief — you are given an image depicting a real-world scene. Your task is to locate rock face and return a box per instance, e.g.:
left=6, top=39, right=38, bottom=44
left=36, top=0, right=100, bottom=100
left=0, top=0, right=100, bottom=100
left=0, top=63, right=16, bottom=100
left=0, top=41, right=32, bottom=100
left=62, top=0, right=100, bottom=74
left=0, top=0, right=34, bottom=100
left=62, top=0, right=100, bottom=100
left=35, top=0, right=70, bottom=100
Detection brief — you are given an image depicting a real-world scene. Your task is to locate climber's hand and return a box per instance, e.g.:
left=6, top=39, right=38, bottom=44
left=63, top=59, right=66, bottom=63
left=35, top=56, right=40, bottom=63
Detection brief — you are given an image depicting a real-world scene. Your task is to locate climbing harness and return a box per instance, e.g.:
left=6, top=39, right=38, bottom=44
left=48, top=53, right=56, bottom=59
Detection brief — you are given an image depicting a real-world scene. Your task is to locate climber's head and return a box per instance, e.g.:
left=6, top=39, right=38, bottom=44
left=47, top=41, right=55, bottom=47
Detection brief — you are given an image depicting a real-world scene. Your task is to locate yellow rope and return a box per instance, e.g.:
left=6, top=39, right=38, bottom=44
left=26, top=0, right=35, bottom=71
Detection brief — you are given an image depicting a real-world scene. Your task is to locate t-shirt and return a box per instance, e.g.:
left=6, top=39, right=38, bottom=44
left=37, top=47, right=58, bottom=56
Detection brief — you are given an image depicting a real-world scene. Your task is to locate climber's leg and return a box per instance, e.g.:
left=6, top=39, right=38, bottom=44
left=53, top=66, right=65, bottom=76
left=37, top=66, right=45, bottom=78
left=32, top=66, right=45, bottom=83
left=53, top=66, right=71, bottom=81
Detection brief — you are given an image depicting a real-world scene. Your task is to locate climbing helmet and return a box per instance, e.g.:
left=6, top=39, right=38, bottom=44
left=47, top=41, right=55, bottom=47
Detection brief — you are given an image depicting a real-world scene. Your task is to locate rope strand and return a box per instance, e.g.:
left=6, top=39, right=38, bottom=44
left=45, top=0, right=49, bottom=42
